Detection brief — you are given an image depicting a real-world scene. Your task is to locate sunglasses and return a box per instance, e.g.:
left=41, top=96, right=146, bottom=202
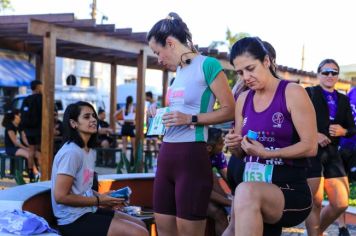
left=320, top=69, right=339, bottom=77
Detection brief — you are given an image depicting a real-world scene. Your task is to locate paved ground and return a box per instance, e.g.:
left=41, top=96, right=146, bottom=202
left=1, top=166, right=356, bottom=235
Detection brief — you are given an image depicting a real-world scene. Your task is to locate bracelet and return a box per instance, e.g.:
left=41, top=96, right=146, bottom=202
left=95, top=195, right=100, bottom=207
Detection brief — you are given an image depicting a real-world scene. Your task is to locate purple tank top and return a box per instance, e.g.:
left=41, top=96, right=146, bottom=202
left=242, top=80, right=302, bottom=166
left=210, top=152, right=228, bottom=170
left=321, top=89, right=338, bottom=121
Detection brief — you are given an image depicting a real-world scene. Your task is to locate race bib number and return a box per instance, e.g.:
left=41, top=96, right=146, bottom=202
left=243, top=162, right=274, bottom=183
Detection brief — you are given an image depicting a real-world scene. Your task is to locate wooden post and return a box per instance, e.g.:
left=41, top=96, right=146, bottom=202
left=135, top=50, right=146, bottom=172
left=40, top=31, right=56, bottom=180
left=162, top=70, right=168, bottom=106
left=110, top=63, right=117, bottom=131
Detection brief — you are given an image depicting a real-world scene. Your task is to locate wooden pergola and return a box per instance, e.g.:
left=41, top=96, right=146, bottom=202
left=0, top=13, right=240, bottom=181
left=0, top=13, right=170, bottom=180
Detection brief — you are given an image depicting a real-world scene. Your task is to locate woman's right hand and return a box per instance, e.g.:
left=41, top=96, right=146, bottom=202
left=317, top=132, right=331, bottom=147
left=98, top=194, right=125, bottom=208
left=224, top=129, right=243, bottom=151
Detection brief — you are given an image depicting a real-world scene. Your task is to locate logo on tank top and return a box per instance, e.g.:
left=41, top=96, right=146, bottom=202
left=243, top=117, right=247, bottom=127
left=272, top=112, right=284, bottom=128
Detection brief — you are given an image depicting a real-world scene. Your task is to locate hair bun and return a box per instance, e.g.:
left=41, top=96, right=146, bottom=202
left=167, top=12, right=182, bottom=21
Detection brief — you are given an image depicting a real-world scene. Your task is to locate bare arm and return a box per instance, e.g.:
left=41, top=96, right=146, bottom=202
left=242, top=84, right=318, bottom=159
left=196, top=71, right=235, bottom=125
left=54, top=174, right=123, bottom=208
left=21, top=131, right=29, bottom=147
left=163, top=71, right=235, bottom=126
left=224, top=92, right=248, bottom=157
left=7, top=130, right=27, bottom=149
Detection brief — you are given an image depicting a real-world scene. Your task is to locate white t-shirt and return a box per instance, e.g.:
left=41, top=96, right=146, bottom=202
left=51, top=142, right=96, bottom=225
left=164, top=55, right=223, bottom=142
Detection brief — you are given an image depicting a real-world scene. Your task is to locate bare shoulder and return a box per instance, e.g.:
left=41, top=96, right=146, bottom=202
left=285, top=82, right=308, bottom=99
left=236, top=90, right=249, bottom=104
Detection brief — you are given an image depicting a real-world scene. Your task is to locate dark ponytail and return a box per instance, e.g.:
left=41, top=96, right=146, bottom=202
left=147, top=12, right=197, bottom=52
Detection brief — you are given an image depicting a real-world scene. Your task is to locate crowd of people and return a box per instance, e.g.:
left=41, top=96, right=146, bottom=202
left=1, top=11, right=356, bottom=236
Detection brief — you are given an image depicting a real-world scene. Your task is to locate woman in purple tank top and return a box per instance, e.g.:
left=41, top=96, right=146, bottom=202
left=224, top=37, right=318, bottom=236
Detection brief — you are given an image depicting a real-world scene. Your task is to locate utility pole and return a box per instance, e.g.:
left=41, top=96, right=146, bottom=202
left=89, top=0, right=96, bottom=86
left=301, top=44, right=305, bottom=70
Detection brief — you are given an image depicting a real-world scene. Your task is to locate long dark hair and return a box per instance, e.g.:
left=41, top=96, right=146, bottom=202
left=62, top=101, right=98, bottom=148
left=147, top=12, right=197, bottom=53
left=230, top=37, right=279, bottom=79
left=125, top=96, right=133, bottom=116
left=2, top=109, right=20, bottom=128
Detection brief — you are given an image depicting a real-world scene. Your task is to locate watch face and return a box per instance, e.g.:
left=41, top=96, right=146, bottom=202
left=192, top=115, right=198, bottom=123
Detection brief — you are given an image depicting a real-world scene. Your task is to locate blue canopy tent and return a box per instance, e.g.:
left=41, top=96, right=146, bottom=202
left=0, top=58, right=35, bottom=87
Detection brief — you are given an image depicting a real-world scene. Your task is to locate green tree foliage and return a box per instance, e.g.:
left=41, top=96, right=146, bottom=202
left=0, top=0, right=12, bottom=12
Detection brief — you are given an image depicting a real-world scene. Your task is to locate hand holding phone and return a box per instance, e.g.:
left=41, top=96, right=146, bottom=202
left=246, top=130, right=258, bottom=143
left=109, top=186, right=132, bottom=200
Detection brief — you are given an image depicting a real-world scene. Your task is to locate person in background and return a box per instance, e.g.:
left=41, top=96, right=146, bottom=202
left=114, top=96, right=136, bottom=164
left=145, top=91, right=159, bottom=169
left=147, top=12, right=234, bottom=236
left=20, top=80, right=42, bottom=182
left=337, top=81, right=356, bottom=236
left=2, top=109, right=41, bottom=182
left=206, top=127, right=231, bottom=236
left=225, top=37, right=317, bottom=235
left=305, top=59, right=356, bottom=236
left=53, top=107, right=63, bottom=155
left=97, top=108, right=114, bottom=166
left=51, top=101, right=148, bottom=236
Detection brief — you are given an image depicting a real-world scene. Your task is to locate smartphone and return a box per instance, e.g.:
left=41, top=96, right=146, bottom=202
left=246, top=130, right=258, bottom=142
left=109, top=186, right=132, bottom=200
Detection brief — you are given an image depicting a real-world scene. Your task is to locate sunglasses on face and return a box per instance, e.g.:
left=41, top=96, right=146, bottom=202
left=320, top=69, right=339, bottom=77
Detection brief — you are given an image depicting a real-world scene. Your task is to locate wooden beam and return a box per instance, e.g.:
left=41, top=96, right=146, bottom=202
left=28, top=19, right=155, bottom=57
left=110, top=63, right=117, bottom=131
left=135, top=50, right=147, bottom=172
left=162, top=70, right=169, bottom=106
left=40, top=31, right=56, bottom=181
left=0, top=13, right=74, bottom=24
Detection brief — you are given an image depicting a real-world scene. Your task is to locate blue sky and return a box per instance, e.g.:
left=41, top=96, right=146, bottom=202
left=3, top=0, right=356, bottom=72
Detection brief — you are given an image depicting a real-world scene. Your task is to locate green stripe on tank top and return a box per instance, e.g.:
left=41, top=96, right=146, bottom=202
left=195, top=87, right=213, bottom=141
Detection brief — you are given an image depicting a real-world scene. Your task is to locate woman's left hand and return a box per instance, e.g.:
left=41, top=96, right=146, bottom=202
left=162, top=111, right=190, bottom=127
left=241, top=136, right=267, bottom=158
left=329, top=124, right=347, bottom=137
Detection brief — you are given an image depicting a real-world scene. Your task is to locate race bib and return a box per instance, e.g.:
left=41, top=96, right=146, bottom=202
left=243, top=162, right=274, bottom=183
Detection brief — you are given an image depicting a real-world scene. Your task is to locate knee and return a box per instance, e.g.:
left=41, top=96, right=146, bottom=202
left=330, top=200, right=348, bottom=212
left=312, top=197, right=323, bottom=209
left=234, top=183, right=261, bottom=211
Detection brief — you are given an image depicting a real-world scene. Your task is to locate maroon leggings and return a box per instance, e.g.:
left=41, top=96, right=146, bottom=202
left=153, top=142, right=213, bottom=220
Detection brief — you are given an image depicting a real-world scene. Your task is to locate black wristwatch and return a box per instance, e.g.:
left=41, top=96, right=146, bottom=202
left=191, top=115, right=198, bottom=125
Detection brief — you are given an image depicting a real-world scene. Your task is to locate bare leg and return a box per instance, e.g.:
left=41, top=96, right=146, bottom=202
left=107, top=213, right=148, bottom=236
left=305, top=177, right=323, bottom=236
left=207, top=202, right=228, bottom=236
left=234, top=182, right=284, bottom=236
left=222, top=199, right=234, bottom=236
left=177, top=217, right=206, bottom=236
left=122, top=136, right=128, bottom=154
left=154, top=213, right=178, bottom=236
left=320, top=177, right=349, bottom=232
left=15, top=148, right=39, bottom=174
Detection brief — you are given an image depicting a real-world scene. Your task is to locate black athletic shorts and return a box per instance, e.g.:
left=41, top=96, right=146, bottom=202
left=5, top=147, right=19, bottom=156
left=58, top=208, right=114, bottom=236
left=121, top=122, right=135, bottom=137
left=307, top=144, right=347, bottom=179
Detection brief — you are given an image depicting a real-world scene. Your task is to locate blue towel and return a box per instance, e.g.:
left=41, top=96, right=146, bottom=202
left=0, top=209, right=58, bottom=235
